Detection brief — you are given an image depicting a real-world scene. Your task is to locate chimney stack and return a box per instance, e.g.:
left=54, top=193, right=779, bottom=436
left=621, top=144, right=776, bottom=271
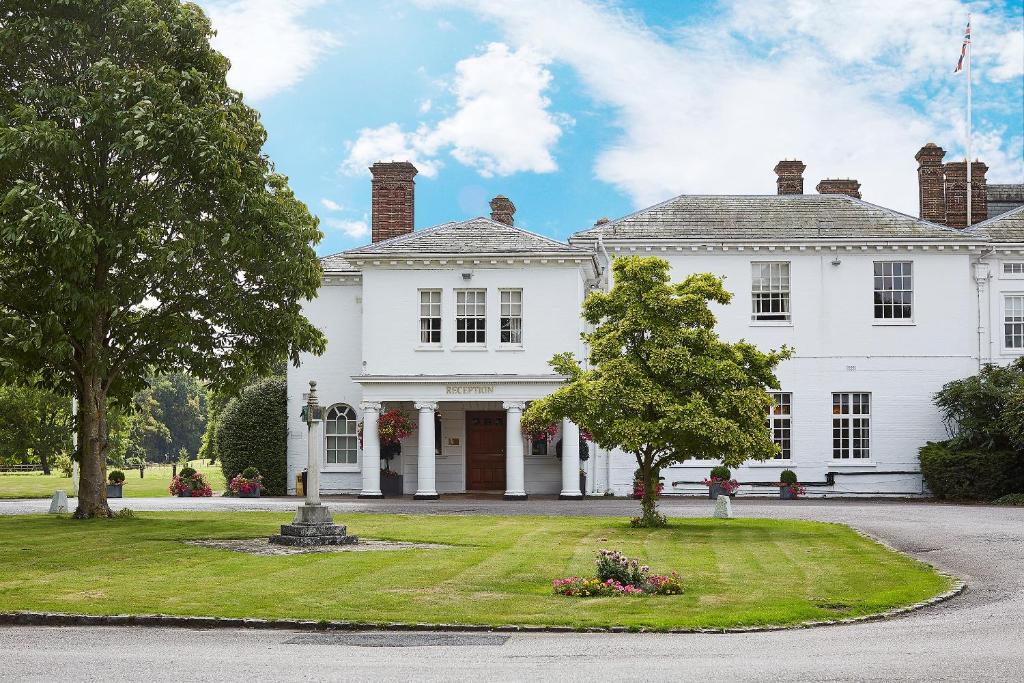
left=370, top=161, right=417, bottom=243
left=943, top=160, right=989, bottom=228
left=489, top=195, right=516, bottom=226
left=915, top=143, right=946, bottom=223
left=970, top=161, right=989, bottom=225
left=816, top=178, right=862, bottom=199
left=774, top=160, right=806, bottom=195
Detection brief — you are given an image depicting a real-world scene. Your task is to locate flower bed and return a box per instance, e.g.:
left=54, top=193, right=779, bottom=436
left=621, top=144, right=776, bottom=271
left=553, top=549, right=683, bottom=597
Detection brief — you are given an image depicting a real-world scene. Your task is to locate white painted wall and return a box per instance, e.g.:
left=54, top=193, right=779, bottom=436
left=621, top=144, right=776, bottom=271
left=596, top=246, right=982, bottom=497
left=987, top=255, right=1024, bottom=366
left=287, top=279, right=365, bottom=495
left=359, top=264, right=588, bottom=377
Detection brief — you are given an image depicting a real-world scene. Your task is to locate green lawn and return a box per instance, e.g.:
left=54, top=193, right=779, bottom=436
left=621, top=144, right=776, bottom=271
left=0, top=460, right=225, bottom=499
left=0, top=512, right=953, bottom=630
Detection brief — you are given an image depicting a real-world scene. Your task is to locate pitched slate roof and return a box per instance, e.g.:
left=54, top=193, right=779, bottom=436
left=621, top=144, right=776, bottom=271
left=571, top=194, right=977, bottom=242
left=319, top=252, right=358, bottom=272
left=966, top=205, right=1024, bottom=243
left=344, top=217, right=591, bottom=256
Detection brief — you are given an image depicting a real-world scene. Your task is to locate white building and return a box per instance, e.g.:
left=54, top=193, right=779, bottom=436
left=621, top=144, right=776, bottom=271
left=287, top=160, right=1024, bottom=499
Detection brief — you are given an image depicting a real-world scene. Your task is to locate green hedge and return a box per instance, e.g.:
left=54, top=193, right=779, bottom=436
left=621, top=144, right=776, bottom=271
left=918, top=441, right=1024, bottom=501
left=217, top=377, right=287, bottom=495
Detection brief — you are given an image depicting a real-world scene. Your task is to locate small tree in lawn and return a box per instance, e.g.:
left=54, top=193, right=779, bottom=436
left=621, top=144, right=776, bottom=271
left=0, top=2, right=325, bottom=517
left=523, top=256, right=791, bottom=527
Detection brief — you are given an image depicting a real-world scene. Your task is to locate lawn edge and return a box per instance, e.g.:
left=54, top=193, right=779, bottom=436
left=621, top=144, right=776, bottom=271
left=0, top=580, right=964, bottom=634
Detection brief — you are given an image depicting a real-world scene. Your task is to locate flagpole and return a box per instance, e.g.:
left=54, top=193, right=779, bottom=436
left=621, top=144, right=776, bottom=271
left=966, top=13, right=972, bottom=227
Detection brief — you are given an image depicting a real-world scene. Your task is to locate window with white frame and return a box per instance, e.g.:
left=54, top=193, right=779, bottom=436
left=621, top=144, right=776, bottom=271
left=1005, top=295, right=1024, bottom=349
left=419, top=289, right=441, bottom=345
left=1004, top=262, right=1024, bottom=276
left=832, top=393, right=870, bottom=459
left=768, top=392, right=792, bottom=459
left=325, top=404, right=358, bottom=466
left=873, top=261, right=913, bottom=320
left=455, top=289, right=486, bottom=344
left=500, top=289, right=523, bottom=344
left=751, top=262, right=791, bottom=322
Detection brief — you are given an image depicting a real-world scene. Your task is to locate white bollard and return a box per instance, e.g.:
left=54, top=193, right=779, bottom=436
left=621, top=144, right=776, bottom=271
left=713, top=496, right=733, bottom=519
left=49, top=490, right=69, bottom=514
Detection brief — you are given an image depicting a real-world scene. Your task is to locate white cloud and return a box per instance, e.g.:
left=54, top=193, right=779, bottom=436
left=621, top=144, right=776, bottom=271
left=323, top=217, right=369, bottom=239
left=419, top=98, right=433, bottom=114
left=342, top=42, right=568, bottom=178
left=418, top=0, right=1022, bottom=213
left=320, top=198, right=344, bottom=211
left=202, top=0, right=337, bottom=100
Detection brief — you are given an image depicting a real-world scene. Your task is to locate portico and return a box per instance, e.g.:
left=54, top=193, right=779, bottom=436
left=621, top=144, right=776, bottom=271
left=353, top=375, right=582, bottom=499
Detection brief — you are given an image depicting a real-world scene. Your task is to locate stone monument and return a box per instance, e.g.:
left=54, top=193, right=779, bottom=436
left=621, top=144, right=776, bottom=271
left=48, top=490, right=69, bottom=514
left=269, top=381, right=358, bottom=547
left=713, top=495, right=733, bottom=519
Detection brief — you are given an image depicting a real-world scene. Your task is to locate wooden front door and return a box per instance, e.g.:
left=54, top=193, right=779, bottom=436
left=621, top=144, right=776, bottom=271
left=466, top=411, right=506, bottom=491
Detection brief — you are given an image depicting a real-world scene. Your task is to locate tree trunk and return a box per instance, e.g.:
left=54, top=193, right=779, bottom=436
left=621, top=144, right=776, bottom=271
left=73, top=373, right=111, bottom=519
left=38, top=449, right=51, bottom=476
left=635, top=450, right=664, bottom=527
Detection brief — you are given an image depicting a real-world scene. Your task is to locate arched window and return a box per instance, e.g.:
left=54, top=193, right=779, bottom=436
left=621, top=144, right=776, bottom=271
left=325, top=404, right=358, bottom=465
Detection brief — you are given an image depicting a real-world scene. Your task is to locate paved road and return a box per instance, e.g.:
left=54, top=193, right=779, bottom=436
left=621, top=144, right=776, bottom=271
left=1, top=498, right=1022, bottom=681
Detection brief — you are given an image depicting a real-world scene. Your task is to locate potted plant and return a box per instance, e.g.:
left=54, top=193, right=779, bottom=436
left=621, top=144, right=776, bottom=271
left=579, top=467, right=587, bottom=497
left=778, top=469, right=806, bottom=500
left=703, top=465, right=740, bottom=499
left=229, top=467, right=263, bottom=498
left=106, top=470, right=125, bottom=498
left=360, top=409, right=415, bottom=497
left=169, top=466, right=213, bottom=497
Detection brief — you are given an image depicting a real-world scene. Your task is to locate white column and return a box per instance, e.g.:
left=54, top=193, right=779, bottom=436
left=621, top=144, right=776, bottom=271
left=358, top=401, right=383, bottom=498
left=560, top=419, right=582, bottom=499
left=503, top=402, right=527, bottom=500
left=414, top=402, right=439, bottom=500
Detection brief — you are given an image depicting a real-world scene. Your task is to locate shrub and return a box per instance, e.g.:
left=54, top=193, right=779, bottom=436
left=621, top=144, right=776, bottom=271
left=918, top=442, right=1024, bottom=501
left=241, top=466, right=260, bottom=479
left=217, top=376, right=287, bottom=495
left=933, top=359, right=1024, bottom=451
left=178, top=466, right=196, bottom=479
left=993, top=493, right=1024, bottom=506
left=710, top=465, right=732, bottom=480
left=596, top=549, right=650, bottom=586
left=54, top=453, right=73, bottom=478
left=107, top=470, right=125, bottom=485
left=780, top=469, right=798, bottom=484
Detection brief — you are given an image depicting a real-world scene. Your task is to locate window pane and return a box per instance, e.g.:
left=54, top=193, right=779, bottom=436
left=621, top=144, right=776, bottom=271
left=873, top=261, right=912, bottom=319
left=1006, top=296, right=1024, bottom=349
left=751, top=262, right=791, bottom=321
left=768, top=392, right=792, bottom=459
left=456, top=290, right=486, bottom=344
left=832, top=393, right=870, bottom=459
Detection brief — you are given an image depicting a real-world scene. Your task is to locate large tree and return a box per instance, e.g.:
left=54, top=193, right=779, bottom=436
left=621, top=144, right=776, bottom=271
left=523, top=256, right=791, bottom=526
left=0, top=384, right=72, bottom=474
left=0, top=1, right=325, bottom=517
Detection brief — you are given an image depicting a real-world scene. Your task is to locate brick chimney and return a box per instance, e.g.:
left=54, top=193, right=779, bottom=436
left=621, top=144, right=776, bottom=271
left=915, top=143, right=946, bottom=223
left=489, top=195, right=516, bottom=226
left=816, top=178, right=862, bottom=199
left=943, top=161, right=969, bottom=228
left=774, top=160, right=806, bottom=195
left=970, top=161, right=988, bottom=225
left=370, top=161, right=417, bottom=242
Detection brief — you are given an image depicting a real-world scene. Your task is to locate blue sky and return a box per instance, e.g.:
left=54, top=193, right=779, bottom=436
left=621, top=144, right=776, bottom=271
left=198, top=1, right=1024, bottom=256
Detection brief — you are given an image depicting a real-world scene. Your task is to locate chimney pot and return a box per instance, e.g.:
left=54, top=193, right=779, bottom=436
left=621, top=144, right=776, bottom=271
left=594, top=217, right=610, bottom=226
left=489, top=195, right=516, bottom=226
left=370, top=161, right=417, bottom=243
left=816, top=178, right=862, bottom=199
left=774, top=160, right=806, bottom=195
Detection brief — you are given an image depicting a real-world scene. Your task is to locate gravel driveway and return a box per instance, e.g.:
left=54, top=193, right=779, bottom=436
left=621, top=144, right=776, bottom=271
left=1, top=496, right=1021, bottom=681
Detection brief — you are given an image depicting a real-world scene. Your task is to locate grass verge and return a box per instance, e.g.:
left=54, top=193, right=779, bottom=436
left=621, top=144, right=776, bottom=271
left=0, top=512, right=953, bottom=630
left=0, top=460, right=225, bottom=499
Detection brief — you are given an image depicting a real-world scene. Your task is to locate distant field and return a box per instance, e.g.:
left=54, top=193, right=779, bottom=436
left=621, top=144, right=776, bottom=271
left=0, top=460, right=225, bottom=499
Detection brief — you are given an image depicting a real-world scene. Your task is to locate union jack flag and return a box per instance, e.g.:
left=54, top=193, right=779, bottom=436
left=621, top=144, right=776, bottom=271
left=954, top=19, right=971, bottom=73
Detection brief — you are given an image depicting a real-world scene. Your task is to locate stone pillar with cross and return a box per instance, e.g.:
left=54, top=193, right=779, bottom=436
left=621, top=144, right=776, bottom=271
left=270, top=381, right=358, bottom=546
